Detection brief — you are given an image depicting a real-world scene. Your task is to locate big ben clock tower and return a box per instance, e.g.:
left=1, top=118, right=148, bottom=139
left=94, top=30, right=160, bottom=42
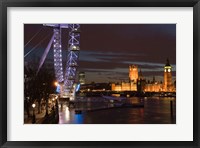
left=163, top=58, right=172, bottom=92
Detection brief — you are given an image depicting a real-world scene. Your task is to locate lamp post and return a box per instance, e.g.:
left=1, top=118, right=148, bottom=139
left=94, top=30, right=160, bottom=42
left=52, top=98, right=55, bottom=111
left=43, top=82, right=49, bottom=117
left=55, top=96, right=59, bottom=113
left=32, top=103, right=36, bottom=124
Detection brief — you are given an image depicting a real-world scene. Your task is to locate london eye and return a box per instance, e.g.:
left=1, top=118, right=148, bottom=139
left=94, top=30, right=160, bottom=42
left=24, top=24, right=81, bottom=101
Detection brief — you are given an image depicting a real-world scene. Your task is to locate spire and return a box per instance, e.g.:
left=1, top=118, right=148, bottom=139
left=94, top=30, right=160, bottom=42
left=153, top=76, right=155, bottom=83
left=165, top=58, right=171, bottom=66
left=139, top=68, right=143, bottom=80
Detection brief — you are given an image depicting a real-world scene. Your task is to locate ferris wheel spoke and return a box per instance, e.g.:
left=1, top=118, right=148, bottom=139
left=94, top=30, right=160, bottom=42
left=24, top=27, right=43, bottom=47
left=37, top=32, right=55, bottom=75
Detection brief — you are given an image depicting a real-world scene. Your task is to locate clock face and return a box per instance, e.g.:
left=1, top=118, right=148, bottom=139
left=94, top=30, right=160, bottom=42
left=165, top=69, right=167, bottom=72
left=168, top=69, right=171, bottom=72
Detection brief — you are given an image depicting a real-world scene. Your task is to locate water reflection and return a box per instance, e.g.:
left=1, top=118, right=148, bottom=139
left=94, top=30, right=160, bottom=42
left=59, top=97, right=176, bottom=124
left=65, top=106, right=70, bottom=122
left=74, top=114, right=83, bottom=124
left=59, top=104, right=84, bottom=124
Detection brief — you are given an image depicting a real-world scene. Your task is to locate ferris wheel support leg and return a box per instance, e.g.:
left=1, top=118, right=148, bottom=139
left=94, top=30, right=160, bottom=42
left=37, top=33, right=55, bottom=75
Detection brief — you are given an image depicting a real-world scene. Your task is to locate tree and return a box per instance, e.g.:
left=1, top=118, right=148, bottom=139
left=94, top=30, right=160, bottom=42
left=24, top=65, right=36, bottom=117
left=24, top=64, right=55, bottom=118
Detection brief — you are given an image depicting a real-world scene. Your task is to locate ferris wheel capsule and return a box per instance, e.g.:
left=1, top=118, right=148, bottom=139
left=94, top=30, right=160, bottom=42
left=69, top=62, right=78, bottom=67
left=71, top=28, right=81, bottom=33
left=69, top=45, right=80, bottom=51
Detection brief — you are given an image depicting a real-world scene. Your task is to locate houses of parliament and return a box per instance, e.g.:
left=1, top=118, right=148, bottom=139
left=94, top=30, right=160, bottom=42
left=111, top=59, right=176, bottom=92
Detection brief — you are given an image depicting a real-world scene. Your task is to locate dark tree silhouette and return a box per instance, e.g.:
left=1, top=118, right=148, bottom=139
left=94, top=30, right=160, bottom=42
left=24, top=64, right=55, bottom=118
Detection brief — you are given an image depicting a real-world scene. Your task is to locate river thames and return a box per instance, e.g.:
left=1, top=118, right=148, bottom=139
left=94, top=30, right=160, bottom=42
left=58, top=97, right=176, bottom=124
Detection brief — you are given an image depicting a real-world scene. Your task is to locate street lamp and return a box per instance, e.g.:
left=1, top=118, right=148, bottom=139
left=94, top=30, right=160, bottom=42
left=32, top=103, right=36, bottom=124
left=54, top=81, right=58, bottom=87
left=52, top=98, right=55, bottom=111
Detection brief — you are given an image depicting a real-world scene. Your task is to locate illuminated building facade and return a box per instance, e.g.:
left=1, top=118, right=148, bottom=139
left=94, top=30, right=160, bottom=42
left=111, top=60, right=175, bottom=92
left=111, top=65, right=138, bottom=92
left=129, top=65, right=138, bottom=82
left=144, top=80, right=163, bottom=92
left=111, top=83, right=122, bottom=91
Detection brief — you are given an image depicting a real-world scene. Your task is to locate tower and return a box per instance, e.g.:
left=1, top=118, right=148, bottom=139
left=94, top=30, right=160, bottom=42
left=137, top=69, right=145, bottom=93
left=79, top=72, right=85, bottom=85
left=129, top=65, right=138, bottom=83
left=163, top=58, right=172, bottom=92
left=138, top=69, right=143, bottom=80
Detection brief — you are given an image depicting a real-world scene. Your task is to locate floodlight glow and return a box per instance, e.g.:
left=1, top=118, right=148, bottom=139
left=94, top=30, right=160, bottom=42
left=32, top=103, right=36, bottom=108
left=76, top=84, right=81, bottom=92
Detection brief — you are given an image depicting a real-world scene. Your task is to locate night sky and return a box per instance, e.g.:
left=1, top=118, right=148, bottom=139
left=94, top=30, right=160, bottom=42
left=24, top=24, right=176, bottom=84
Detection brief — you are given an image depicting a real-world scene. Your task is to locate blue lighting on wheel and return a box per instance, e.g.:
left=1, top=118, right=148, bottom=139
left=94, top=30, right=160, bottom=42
left=56, top=84, right=61, bottom=93
left=75, top=84, right=81, bottom=92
